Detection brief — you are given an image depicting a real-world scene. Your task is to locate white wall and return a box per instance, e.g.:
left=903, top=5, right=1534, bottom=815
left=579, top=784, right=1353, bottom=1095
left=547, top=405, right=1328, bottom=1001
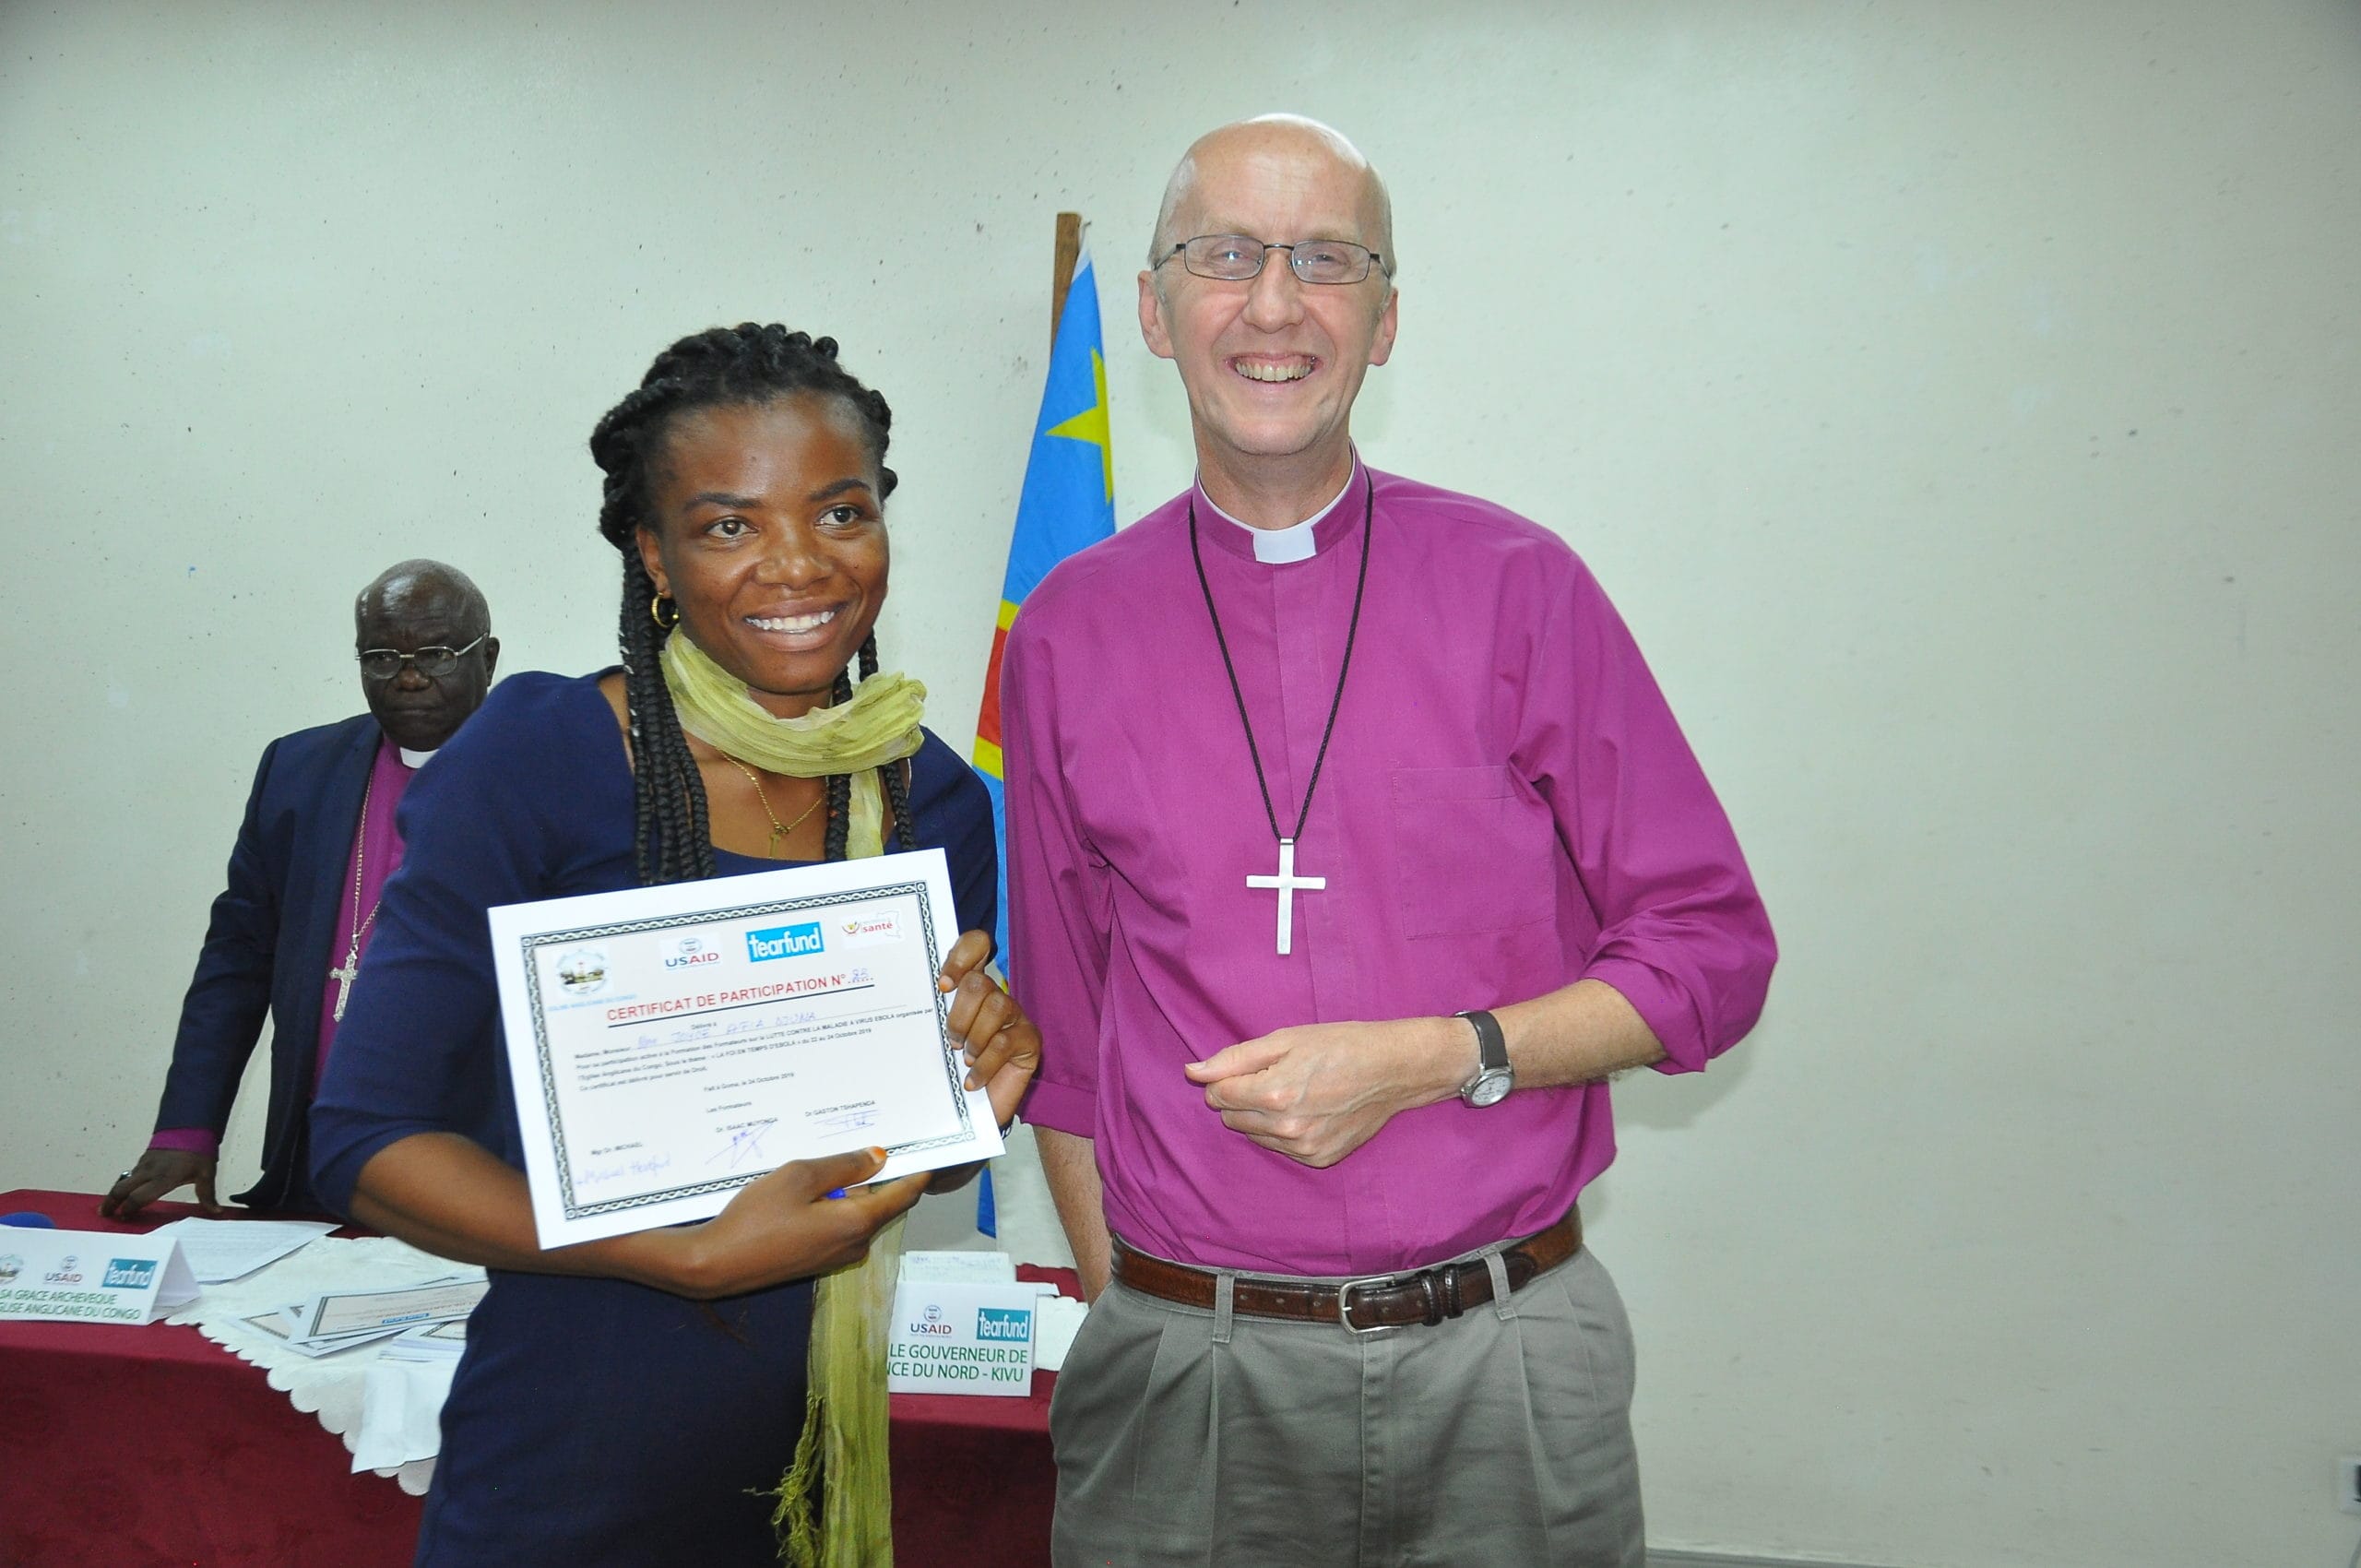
left=4, top=4, right=2355, bottom=1563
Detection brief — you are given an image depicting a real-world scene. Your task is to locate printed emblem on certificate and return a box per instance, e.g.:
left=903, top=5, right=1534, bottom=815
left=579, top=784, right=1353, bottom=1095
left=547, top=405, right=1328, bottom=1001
left=488, top=847, right=1003, bottom=1247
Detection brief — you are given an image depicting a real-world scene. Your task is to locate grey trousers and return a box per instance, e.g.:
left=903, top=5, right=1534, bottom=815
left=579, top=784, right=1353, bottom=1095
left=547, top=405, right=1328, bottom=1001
left=1047, top=1239, right=1644, bottom=1568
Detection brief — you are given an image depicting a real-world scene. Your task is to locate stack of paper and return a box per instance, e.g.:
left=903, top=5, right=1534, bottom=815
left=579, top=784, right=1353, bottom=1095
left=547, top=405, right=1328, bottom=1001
left=241, top=1277, right=487, bottom=1359
left=379, top=1318, right=467, bottom=1362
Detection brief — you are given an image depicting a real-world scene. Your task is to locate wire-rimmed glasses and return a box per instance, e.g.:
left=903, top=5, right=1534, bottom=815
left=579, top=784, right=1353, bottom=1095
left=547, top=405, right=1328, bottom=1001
left=357, top=634, right=490, bottom=681
left=1156, top=233, right=1388, bottom=285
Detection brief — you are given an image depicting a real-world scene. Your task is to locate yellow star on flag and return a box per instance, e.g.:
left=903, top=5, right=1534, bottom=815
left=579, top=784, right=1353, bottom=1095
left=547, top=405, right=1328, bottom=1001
left=1043, top=347, right=1114, bottom=503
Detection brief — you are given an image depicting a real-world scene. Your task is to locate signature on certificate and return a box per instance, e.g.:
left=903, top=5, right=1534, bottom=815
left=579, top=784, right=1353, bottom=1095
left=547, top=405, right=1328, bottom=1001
left=809, top=1102, right=882, bottom=1137
left=707, top=1122, right=777, bottom=1170
left=576, top=1153, right=674, bottom=1188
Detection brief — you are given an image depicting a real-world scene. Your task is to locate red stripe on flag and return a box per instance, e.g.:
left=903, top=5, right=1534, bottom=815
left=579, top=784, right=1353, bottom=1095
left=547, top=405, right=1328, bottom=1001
left=976, top=623, right=1010, bottom=750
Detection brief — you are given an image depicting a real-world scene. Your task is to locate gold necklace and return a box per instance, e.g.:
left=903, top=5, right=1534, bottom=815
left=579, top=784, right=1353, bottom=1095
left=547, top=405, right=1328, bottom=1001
left=726, top=756, right=824, bottom=856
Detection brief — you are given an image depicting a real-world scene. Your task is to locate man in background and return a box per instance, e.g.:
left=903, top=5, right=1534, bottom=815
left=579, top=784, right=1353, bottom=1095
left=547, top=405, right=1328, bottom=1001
left=102, top=560, right=498, bottom=1217
left=1004, top=116, right=1776, bottom=1564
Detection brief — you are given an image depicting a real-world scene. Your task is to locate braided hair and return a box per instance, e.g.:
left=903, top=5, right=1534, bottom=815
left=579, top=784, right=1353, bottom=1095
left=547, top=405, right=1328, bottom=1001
left=589, top=323, right=919, bottom=884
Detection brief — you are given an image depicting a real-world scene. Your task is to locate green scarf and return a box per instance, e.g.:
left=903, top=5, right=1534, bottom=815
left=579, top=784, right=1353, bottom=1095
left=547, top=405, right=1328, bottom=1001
left=658, top=629, right=922, bottom=1568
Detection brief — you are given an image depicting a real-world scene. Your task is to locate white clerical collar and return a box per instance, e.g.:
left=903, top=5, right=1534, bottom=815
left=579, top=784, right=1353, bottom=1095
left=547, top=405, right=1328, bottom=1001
left=1197, top=466, right=1358, bottom=564
left=398, top=746, right=436, bottom=769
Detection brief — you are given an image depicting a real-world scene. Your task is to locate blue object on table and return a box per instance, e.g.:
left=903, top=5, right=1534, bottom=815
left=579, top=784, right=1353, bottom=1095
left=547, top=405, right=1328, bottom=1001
left=0, top=1212, right=58, bottom=1228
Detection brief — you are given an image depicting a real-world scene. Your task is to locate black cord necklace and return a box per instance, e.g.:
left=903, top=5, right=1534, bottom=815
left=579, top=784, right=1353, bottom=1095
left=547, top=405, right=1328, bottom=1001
left=1187, top=471, right=1375, bottom=956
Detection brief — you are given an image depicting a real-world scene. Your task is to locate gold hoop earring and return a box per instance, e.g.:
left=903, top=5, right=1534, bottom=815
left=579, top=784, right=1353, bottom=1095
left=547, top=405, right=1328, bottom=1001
left=650, top=594, right=680, bottom=629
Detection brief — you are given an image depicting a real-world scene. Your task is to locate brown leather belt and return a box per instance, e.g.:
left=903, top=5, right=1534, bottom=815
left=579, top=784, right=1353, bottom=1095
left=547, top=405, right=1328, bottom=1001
left=1109, top=1211, right=1581, bottom=1336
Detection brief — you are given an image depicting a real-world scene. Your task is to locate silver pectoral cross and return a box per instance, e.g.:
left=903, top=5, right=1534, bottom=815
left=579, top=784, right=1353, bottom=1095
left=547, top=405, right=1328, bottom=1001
left=1245, top=837, right=1326, bottom=956
left=329, top=944, right=362, bottom=1022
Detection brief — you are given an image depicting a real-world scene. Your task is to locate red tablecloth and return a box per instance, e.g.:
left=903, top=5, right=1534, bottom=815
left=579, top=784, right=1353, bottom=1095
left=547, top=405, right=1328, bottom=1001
left=0, top=1189, right=1060, bottom=1568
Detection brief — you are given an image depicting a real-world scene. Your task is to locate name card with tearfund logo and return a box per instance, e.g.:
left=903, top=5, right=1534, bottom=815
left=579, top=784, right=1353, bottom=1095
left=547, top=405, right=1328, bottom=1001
left=0, top=1228, right=199, bottom=1324
left=886, top=1251, right=1047, bottom=1397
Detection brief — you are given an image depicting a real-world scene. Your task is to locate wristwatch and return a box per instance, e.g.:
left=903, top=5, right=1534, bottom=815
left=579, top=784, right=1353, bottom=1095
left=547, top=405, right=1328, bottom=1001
left=1455, top=1009, right=1514, bottom=1107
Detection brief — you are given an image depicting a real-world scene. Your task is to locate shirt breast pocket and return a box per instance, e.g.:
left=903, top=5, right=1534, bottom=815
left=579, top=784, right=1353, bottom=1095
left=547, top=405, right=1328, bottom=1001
left=1389, top=765, right=1558, bottom=939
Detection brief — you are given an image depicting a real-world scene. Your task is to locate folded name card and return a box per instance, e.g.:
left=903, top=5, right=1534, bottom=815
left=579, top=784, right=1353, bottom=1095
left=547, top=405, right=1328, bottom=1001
left=0, top=1228, right=198, bottom=1324
left=886, top=1278, right=1045, bottom=1396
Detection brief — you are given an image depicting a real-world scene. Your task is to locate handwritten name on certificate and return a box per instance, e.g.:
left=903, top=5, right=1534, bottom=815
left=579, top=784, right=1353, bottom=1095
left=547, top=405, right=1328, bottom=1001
left=488, top=848, right=1003, bottom=1248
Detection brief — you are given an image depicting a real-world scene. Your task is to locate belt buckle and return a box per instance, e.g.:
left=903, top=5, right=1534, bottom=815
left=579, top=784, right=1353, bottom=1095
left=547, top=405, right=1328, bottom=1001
left=1335, top=1273, right=1404, bottom=1336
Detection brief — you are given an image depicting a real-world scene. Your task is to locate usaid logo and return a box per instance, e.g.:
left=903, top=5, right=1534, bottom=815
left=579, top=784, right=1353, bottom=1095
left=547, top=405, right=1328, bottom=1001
left=908, top=1303, right=955, bottom=1336
left=103, top=1258, right=158, bottom=1290
left=661, top=935, right=721, bottom=970
left=977, top=1307, right=1032, bottom=1343
left=44, top=1253, right=85, bottom=1285
left=745, top=922, right=825, bottom=962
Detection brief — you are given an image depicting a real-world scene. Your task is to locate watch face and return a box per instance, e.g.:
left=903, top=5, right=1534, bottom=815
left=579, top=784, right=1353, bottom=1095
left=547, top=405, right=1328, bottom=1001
left=1466, top=1071, right=1513, bottom=1108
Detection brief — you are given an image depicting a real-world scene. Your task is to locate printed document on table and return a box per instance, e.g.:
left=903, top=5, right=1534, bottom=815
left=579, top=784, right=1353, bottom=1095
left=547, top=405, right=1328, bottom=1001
left=148, top=1217, right=336, bottom=1283
left=489, top=848, right=1003, bottom=1248
left=242, top=1309, right=409, bottom=1359
left=294, top=1277, right=488, bottom=1341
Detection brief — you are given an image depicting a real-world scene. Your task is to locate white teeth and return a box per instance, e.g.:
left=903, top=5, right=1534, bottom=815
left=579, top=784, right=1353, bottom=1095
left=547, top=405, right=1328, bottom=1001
left=1237, top=360, right=1312, bottom=383
left=748, top=609, right=838, bottom=634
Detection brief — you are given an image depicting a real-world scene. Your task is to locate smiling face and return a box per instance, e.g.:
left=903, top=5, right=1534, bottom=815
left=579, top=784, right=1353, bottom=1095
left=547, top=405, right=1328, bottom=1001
left=1140, top=119, right=1398, bottom=515
left=635, top=394, right=888, bottom=719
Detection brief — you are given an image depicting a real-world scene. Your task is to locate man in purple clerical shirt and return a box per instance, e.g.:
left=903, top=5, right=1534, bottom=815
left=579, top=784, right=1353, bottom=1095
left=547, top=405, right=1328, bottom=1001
left=1003, top=115, right=1778, bottom=1566
left=102, top=561, right=497, bottom=1218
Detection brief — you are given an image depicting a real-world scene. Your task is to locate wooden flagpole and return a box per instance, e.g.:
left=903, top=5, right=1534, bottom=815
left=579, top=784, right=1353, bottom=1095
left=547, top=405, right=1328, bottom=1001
left=1050, top=211, right=1082, bottom=339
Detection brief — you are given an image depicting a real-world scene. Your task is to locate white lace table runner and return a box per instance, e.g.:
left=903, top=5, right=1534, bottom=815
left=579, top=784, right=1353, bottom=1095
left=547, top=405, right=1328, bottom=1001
left=163, top=1234, right=482, bottom=1496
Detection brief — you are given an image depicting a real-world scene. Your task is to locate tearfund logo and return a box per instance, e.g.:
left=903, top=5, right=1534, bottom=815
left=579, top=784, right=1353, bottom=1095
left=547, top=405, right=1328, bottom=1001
left=744, top=922, right=825, bottom=962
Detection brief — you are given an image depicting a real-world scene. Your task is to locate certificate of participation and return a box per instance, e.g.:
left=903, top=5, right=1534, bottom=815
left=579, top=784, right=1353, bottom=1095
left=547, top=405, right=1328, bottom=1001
left=488, top=849, right=1003, bottom=1247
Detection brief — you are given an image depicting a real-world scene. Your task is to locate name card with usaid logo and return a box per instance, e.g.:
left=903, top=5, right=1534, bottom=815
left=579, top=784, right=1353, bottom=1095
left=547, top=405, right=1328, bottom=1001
left=488, top=848, right=1003, bottom=1249
left=0, top=1228, right=199, bottom=1324
left=887, top=1281, right=1043, bottom=1396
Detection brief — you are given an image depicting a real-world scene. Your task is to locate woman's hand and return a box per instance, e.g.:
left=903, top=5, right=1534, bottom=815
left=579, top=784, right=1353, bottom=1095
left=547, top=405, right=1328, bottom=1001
left=919, top=932, right=1043, bottom=1194
left=350, top=1134, right=928, bottom=1303
left=937, top=931, right=1041, bottom=1131
left=350, top=933, right=1039, bottom=1295
left=670, top=1146, right=930, bottom=1300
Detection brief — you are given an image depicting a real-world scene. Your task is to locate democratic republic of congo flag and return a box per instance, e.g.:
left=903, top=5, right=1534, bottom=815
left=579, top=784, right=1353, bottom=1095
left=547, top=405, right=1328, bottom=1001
left=972, top=251, right=1115, bottom=963
left=970, top=251, right=1113, bottom=1237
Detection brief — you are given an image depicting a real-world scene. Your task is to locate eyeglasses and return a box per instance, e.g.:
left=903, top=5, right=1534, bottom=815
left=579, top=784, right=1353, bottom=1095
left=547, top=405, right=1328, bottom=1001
left=1156, top=233, right=1389, bottom=286
left=357, top=634, right=488, bottom=681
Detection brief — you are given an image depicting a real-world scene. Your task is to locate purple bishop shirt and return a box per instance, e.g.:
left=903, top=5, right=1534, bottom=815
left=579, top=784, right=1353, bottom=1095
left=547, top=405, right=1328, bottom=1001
left=1003, top=465, right=1776, bottom=1276
left=150, top=736, right=415, bottom=1158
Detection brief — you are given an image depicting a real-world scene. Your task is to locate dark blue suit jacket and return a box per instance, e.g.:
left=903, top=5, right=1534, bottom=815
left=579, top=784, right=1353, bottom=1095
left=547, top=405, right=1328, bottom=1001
left=152, top=713, right=382, bottom=1210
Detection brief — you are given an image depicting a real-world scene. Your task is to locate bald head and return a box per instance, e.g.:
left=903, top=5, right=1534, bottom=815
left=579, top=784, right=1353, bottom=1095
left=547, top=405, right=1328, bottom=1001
left=1147, top=114, right=1395, bottom=284
left=357, top=558, right=490, bottom=639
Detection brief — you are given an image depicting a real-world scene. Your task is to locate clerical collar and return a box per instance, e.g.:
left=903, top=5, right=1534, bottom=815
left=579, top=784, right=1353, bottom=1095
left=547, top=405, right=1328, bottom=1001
left=1196, top=463, right=1358, bottom=564
left=397, top=746, right=436, bottom=769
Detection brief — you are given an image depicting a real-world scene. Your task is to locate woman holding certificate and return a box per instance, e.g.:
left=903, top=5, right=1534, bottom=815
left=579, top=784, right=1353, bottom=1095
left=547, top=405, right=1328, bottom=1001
left=311, top=324, right=1040, bottom=1568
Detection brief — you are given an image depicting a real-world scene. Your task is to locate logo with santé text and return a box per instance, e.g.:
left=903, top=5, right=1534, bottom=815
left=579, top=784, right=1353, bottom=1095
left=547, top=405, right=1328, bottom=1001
left=745, top=922, right=825, bottom=962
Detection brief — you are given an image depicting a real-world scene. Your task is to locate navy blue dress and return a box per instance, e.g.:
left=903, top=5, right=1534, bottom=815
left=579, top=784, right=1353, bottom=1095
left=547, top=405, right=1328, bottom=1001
left=311, top=671, right=997, bottom=1567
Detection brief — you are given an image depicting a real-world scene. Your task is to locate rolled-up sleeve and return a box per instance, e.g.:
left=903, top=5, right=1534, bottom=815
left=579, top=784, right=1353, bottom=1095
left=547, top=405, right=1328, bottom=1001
left=1519, top=557, right=1777, bottom=1073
